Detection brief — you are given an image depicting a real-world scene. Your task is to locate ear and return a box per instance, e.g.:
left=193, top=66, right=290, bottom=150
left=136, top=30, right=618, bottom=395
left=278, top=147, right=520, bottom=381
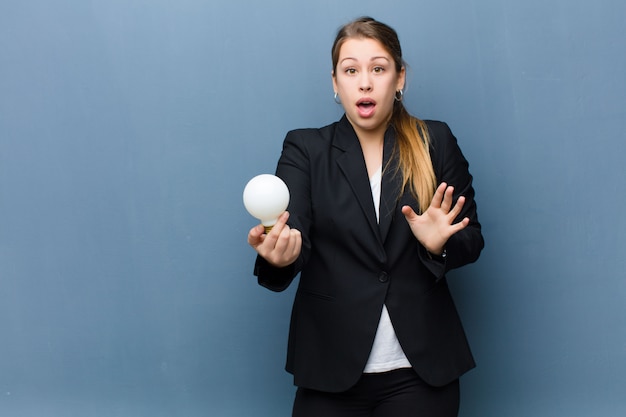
left=331, top=70, right=338, bottom=93
left=396, top=66, right=406, bottom=92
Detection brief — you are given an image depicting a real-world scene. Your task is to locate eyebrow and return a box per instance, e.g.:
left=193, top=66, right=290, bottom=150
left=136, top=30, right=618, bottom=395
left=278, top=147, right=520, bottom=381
left=340, top=56, right=391, bottom=64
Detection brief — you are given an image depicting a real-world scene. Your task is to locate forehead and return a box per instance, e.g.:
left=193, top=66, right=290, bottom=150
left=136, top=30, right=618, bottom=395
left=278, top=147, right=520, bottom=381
left=338, top=37, right=391, bottom=61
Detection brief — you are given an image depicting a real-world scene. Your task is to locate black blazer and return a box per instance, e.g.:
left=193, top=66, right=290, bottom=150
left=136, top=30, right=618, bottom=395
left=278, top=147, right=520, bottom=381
left=254, top=115, right=484, bottom=392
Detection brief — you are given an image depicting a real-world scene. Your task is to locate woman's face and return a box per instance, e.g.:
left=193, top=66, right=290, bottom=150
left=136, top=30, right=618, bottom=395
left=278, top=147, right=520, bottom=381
left=333, top=37, right=405, bottom=139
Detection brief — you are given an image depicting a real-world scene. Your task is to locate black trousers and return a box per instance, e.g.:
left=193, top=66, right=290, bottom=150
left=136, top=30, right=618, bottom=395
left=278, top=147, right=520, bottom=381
left=292, top=368, right=460, bottom=417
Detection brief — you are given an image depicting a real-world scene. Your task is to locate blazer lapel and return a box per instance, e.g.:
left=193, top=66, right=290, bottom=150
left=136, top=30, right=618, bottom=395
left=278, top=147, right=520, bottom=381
left=379, top=128, right=402, bottom=243
left=333, top=117, right=381, bottom=241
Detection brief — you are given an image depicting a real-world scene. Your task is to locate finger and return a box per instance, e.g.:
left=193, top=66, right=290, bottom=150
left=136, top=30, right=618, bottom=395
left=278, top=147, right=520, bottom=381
left=440, top=186, right=455, bottom=213
left=257, top=223, right=289, bottom=260
left=270, top=211, right=290, bottom=235
left=448, top=195, right=466, bottom=220
left=274, top=223, right=293, bottom=254
left=273, top=227, right=300, bottom=266
left=263, top=211, right=290, bottom=246
left=288, top=229, right=302, bottom=260
left=247, top=224, right=265, bottom=247
left=401, top=205, right=418, bottom=221
left=449, top=217, right=470, bottom=235
left=431, top=182, right=447, bottom=209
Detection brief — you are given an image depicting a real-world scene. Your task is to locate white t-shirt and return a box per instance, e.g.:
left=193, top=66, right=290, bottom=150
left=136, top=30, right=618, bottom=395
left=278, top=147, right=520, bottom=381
left=363, top=166, right=412, bottom=373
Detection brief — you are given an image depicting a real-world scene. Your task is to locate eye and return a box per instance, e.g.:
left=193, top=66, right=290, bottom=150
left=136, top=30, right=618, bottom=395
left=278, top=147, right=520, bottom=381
left=373, top=66, right=385, bottom=74
left=345, top=68, right=357, bottom=75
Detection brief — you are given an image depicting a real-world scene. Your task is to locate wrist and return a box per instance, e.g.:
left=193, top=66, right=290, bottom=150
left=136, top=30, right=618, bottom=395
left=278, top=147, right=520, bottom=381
left=427, top=247, right=447, bottom=261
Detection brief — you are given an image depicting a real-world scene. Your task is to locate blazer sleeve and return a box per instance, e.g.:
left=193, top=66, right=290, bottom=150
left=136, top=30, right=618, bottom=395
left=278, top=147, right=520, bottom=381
left=419, top=121, right=484, bottom=279
left=254, top=129, right=314, bottom=292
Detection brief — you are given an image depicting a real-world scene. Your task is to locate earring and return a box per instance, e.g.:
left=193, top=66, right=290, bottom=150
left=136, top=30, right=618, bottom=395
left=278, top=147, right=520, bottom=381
left=334, top=92, right=341, bottom=104
left=394, top=89, right=404, bottom=102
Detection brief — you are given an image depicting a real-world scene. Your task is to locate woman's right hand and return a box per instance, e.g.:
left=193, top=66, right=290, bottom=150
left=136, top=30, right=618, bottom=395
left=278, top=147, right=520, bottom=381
left=247, top=211, right=302, bottom=268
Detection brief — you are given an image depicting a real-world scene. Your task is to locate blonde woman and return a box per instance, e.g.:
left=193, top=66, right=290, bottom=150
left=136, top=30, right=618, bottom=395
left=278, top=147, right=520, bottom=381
left=248, top=17, right=484, bottom=417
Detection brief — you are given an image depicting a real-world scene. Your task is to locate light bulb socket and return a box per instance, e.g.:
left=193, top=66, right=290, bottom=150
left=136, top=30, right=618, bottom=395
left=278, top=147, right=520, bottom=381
left=264, top=225, right=274, bottom=234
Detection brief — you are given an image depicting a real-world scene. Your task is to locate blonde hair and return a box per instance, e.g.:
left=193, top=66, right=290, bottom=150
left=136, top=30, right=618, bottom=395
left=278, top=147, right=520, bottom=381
left=332, top=17, right=436, bottom=212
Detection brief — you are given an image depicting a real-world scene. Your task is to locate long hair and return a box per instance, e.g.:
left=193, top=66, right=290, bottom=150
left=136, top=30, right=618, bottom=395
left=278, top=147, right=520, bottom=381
left=331, top=17, right=436, bottom=213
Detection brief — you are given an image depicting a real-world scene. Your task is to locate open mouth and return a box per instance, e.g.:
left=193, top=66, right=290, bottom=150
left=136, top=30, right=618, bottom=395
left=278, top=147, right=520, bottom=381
left=356, top=99, right=376, bottom=117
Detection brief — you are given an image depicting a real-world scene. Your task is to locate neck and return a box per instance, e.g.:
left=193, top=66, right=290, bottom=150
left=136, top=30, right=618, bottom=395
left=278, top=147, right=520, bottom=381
left=357, top=131, right=385, bottom=178
left=349, top=112, right=392, bottom=146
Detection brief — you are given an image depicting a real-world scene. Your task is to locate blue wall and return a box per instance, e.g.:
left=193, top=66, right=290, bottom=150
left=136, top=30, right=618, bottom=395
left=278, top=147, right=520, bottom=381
left=1, top=1, right=624, bottom=416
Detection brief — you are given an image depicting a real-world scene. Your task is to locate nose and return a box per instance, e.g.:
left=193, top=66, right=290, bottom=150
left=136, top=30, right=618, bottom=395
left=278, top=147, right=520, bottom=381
left=359, top=74, right=372, bottom=92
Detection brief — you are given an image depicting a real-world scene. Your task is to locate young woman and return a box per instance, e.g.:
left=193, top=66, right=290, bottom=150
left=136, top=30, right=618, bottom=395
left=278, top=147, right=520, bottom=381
left=247, top=17, right=484, bottom=417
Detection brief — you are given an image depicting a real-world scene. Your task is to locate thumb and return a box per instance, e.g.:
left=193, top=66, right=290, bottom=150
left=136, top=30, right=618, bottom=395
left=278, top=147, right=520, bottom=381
left=401, top=205, right=418, bottom=221
left=247, top=224, right=266, bottom=246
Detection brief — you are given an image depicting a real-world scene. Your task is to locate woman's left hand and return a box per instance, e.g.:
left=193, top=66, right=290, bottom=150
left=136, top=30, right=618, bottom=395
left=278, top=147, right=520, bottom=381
left=401, top=182, right=470, bottom=255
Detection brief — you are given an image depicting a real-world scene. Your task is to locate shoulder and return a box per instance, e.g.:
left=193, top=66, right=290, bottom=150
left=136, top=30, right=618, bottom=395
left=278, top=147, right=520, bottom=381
left=423, top=120, right=454, bottom=141
left=421, top=120, right=472, bottom=177
left=282, top=120, right=341, bottom=153
left=285, top=120, right=338, bottom=142
left=422, top=119, right=459, bottom=152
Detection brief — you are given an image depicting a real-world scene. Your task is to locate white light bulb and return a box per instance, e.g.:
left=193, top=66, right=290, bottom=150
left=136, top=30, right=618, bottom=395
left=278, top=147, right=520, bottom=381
left=243, top=174, right=290, bottom=232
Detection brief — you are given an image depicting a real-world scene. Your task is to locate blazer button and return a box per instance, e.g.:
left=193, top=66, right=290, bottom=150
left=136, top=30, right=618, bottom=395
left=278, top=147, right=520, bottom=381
left=378, top=272, right=389, bottom=283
